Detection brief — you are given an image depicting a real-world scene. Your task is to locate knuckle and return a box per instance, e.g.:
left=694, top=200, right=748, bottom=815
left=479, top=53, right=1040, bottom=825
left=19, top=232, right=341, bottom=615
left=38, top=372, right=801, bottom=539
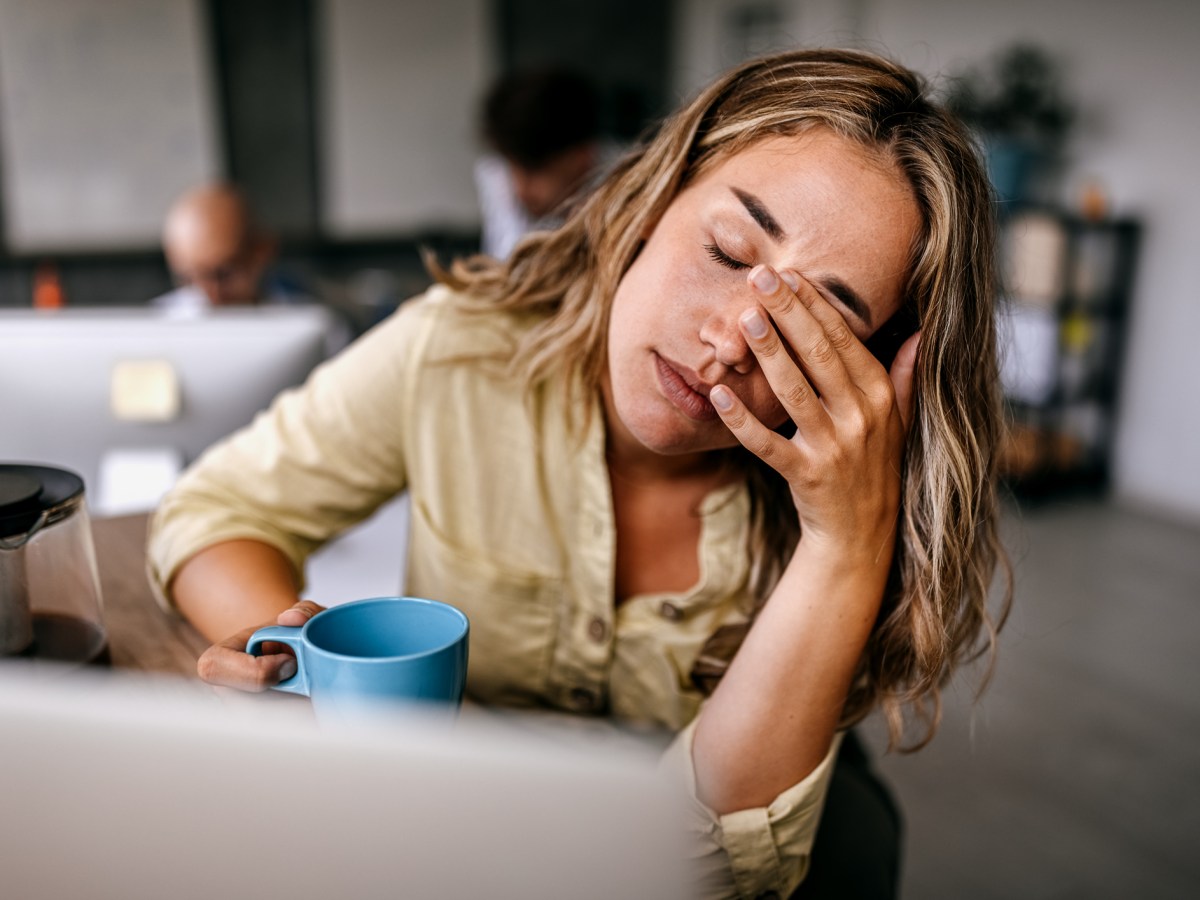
left=869, top=379, right=896, bottom=412
left=752, top=333, right=785, bottom=360
left=826, top=323, right=855, bottom=351
left=844, top=406, right=869, bottom=438
left=808, top=337, right=837, bottom=366
left=749, top=433, right=778, bottom=461
left=780, top=380, right=811, bottom=410
left=767, top=287, right=801, bottom=317
left=723, top=409, right=748, bottom=430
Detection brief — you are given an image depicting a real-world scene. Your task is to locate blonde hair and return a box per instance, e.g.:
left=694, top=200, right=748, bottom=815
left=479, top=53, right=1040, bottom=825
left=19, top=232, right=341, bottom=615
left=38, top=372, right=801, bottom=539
left=437, top=48, right=1010, bottom=750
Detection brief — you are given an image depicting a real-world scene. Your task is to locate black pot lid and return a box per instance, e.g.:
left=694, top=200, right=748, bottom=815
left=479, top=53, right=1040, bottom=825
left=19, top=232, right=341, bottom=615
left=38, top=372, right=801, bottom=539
left=0, top=464, right=85, bottom=540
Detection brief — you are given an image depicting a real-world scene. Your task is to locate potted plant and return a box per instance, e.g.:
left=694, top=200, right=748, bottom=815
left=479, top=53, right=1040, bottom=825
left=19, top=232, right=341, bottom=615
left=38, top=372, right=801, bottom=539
left=944, top=43, right=1077, bottom=204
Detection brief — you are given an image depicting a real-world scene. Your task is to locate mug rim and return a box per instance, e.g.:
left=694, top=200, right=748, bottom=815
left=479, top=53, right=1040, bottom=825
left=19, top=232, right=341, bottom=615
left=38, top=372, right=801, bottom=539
left=300, top=596, right=469, bottom=663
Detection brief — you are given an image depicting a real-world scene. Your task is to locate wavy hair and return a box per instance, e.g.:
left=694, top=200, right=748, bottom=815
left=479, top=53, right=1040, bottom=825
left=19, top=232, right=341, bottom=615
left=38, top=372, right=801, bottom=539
left=435, top=47, right=1011, bottom=750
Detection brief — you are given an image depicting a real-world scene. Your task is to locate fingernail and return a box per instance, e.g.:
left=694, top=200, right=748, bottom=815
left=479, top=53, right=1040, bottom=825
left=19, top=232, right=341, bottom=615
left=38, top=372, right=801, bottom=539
left=740, top=309, right=768, bottom=339
left=278, top=658, right=297, bottom=681
left=710, top=385, right=734, bottom=411
left=750, top=265, right=778, bottom=294
left=779, top=269, right=800, bottom=291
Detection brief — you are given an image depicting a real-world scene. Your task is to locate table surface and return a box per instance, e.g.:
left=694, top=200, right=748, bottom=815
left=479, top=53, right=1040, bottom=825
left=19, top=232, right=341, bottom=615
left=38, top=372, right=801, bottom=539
left=93, top=512, right=208, bottom=676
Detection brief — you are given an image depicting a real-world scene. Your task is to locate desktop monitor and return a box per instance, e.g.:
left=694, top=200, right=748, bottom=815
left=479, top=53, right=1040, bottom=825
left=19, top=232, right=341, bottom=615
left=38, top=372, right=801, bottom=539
left=0, top=304, right=336, bottom=515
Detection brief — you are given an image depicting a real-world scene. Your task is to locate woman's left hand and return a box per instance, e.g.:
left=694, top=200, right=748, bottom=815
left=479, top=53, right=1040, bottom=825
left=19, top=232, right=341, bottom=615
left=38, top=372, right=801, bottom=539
left=710, top=264, right=920, bottom=558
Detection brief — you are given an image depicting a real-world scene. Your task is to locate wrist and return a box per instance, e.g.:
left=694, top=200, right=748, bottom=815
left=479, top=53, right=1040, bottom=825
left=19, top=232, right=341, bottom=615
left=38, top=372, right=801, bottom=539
left=794, top=521, right=898, bottom=570
left=784, top=532, right=896, bottom=611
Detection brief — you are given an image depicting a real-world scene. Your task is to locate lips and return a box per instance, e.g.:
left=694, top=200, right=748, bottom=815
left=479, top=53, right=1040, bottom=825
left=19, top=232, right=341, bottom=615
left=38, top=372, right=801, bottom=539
left=655, top=354, right=719, bottom=421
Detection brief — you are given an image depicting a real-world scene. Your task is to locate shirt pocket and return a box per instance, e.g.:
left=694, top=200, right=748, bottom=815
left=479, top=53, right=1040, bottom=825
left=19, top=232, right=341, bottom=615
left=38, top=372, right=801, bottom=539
left=407, top=497, right=562, bottom=707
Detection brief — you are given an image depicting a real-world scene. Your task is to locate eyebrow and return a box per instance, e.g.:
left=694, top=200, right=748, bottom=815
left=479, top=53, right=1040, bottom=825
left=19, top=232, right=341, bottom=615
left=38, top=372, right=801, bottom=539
left=731, top=187, right=874, bottom=330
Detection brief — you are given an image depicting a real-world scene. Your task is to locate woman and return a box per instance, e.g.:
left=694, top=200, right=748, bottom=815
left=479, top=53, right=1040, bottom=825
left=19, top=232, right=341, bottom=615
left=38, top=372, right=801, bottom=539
left=148, top=48, right=1008, bottom=899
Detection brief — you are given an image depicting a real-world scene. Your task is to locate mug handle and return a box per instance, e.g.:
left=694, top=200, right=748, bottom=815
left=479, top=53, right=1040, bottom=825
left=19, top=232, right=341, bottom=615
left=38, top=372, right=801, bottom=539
left=245, top=625, right=310, bottom=697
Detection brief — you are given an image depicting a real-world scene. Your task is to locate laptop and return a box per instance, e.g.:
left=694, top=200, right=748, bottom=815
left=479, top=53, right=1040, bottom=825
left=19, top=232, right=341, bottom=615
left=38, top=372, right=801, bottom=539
left=0, top=665, right=686, bottom=899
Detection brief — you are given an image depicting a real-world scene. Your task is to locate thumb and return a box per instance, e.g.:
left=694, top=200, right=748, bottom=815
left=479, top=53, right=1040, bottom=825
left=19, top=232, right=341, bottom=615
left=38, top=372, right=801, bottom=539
left=276, top=599, right=326, bottom=627
left=889, top=330, right=921, bottom=432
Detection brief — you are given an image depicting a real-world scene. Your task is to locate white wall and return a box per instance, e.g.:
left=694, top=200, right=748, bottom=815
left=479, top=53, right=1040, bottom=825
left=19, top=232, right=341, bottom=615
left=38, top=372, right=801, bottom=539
left=670, top=0, right=864, bottom=100
left=319, top=0, right=493, bottom=237
left=0, top=0, right=219, bottom=252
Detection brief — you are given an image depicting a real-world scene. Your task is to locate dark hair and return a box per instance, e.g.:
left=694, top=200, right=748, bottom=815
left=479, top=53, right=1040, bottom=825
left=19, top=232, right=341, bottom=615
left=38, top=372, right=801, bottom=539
left=482, top=67, right=600, bottom=169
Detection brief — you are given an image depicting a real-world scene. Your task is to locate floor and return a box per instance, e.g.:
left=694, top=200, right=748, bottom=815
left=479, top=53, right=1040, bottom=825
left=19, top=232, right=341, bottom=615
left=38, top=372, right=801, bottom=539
left=860, top=496, right=1200, bottom=899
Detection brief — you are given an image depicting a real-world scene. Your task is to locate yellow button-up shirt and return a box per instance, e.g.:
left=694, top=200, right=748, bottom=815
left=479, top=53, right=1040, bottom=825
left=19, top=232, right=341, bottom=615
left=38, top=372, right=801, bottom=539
left=148, top=285, right=839, bottom=899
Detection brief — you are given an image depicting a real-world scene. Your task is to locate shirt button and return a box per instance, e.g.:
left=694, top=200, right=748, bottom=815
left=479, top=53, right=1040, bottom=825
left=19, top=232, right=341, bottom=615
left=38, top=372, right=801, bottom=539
left=569, top=687, right=597, bottom=711
left=659, top=601, right=683, bottom=621
left=587, top=617, right=607, bottom=643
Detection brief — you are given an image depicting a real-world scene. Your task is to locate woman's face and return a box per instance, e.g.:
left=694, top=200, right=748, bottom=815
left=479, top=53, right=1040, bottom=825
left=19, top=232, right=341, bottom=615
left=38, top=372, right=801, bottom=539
left=604, top=129, right=922, bottom=461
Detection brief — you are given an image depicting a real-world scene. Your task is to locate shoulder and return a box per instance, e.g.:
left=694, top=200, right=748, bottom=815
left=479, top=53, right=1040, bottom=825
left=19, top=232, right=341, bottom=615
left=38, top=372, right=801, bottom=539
left=398, top=282, right=536, bottom=364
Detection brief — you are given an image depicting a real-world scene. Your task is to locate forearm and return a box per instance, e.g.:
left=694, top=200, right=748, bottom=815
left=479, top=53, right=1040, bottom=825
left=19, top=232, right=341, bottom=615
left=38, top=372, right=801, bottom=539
left=691, top=539, right=890, bottom=814
left=171, top=539, right=303, bottom=643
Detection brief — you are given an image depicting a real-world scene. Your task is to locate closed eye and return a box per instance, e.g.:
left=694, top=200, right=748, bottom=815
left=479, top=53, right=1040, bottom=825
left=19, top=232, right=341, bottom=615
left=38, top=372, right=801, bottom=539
left=705, top=243, right=750, bottom=270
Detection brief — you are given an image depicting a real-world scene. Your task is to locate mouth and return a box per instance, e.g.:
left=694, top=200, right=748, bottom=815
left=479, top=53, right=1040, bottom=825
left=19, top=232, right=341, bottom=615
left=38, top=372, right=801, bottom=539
left=654, top=354, right=718, bottom=422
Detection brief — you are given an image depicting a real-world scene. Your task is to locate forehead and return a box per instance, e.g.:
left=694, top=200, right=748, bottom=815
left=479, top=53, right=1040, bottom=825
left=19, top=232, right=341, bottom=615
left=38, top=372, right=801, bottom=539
left=684, top=130, right=922, bottom=329
left=694, top=130, right=913, bottom=213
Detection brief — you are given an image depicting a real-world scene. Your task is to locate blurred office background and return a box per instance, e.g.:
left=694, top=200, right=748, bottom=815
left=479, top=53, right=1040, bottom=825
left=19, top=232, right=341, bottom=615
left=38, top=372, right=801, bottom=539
left=0, top=1, right=1196, bottom=896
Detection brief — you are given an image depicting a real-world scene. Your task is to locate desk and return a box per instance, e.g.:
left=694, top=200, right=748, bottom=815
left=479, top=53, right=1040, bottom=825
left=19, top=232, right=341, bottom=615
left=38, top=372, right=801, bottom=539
left=92, top=512, right=207, bottom=676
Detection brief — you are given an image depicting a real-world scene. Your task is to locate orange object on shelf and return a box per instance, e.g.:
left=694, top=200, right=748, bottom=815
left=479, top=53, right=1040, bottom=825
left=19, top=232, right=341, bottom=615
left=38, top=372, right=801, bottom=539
left=1079, top=178, right=1109, bottom=223
left=32, top=261, right=67, bottom=309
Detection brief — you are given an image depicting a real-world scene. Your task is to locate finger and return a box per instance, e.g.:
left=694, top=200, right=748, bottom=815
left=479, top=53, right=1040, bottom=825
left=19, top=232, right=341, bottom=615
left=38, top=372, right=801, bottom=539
left=776, top=268, right=884, bottom=385
left=710, top=383, right=800, bottom=479
left=738, top=303, right=828, bottom=436
left=197, top=624, right=298, bottom=692
left=889, top=330, right=921, bottom=432
left=748, top=265, right=855, bottom=406
left=276, top=599, right=325, bottom=627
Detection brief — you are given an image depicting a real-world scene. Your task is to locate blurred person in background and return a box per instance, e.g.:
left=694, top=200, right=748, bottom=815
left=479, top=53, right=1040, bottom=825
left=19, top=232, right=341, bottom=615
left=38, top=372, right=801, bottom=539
left=153, top=182, right=353, bottom=351
left=154, top=183, right=305, bottom=313
left=474, top=66, right=608, bottom=259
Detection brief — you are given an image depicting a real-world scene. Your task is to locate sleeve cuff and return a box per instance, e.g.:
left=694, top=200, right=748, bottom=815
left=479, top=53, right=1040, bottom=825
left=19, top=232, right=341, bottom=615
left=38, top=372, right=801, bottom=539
left=660, top=718, right=843, bottom=899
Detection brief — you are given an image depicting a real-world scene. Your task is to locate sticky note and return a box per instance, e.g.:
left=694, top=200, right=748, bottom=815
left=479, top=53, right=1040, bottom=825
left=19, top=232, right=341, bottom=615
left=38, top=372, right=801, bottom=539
left=110, top=359, right=181, bottom=422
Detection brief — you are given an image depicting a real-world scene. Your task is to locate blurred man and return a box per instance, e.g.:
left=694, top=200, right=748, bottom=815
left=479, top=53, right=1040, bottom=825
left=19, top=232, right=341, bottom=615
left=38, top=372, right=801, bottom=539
left=154, top=183, right=288, bottom=311
left=475, top=67, right=606, bottom=259
left=152, top=182, right=353, bottom=351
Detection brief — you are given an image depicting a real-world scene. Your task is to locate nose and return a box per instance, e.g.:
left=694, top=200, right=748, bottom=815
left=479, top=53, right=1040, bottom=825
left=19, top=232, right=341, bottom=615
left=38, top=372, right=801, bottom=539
left=699, top=305, right=756, bottom=375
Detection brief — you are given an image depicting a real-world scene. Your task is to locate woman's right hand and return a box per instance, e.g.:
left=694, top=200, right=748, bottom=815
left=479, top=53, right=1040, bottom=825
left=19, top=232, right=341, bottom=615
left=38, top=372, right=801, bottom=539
left=196, top=600, right=326, bottom=691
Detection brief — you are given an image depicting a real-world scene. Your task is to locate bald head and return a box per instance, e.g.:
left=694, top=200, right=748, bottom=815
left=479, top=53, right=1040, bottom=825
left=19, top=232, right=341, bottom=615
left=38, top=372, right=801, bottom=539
left=162, top=184, right=274, bottom=306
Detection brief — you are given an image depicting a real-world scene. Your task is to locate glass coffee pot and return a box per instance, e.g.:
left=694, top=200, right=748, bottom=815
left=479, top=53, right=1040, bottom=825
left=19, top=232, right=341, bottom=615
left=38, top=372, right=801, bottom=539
left=0, top=463, right=109, bottom=665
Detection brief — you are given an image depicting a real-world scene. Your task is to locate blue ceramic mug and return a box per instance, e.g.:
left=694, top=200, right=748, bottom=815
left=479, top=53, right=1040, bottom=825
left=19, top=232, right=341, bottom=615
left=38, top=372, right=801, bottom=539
left=245, top=596, right=469, bottom=724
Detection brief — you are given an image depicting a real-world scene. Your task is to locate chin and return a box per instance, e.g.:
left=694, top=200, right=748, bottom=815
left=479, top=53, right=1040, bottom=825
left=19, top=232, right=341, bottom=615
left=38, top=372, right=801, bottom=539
left=623, top=412, right=737, bottom=456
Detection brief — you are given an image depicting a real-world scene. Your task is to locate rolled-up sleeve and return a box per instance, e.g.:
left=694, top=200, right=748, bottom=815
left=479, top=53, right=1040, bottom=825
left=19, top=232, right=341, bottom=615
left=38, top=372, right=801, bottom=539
left=661, top=718, right=842, bottom=900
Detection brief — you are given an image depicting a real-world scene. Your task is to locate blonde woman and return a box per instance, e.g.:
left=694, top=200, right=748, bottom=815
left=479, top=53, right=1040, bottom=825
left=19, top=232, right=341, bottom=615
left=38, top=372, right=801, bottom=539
left=149, top=48, right=1009, bottom=899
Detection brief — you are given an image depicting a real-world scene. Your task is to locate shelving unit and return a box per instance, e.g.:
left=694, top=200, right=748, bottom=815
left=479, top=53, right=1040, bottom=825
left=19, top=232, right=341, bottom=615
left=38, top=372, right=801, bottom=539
left=996, top=206, right=1141, bottom=498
